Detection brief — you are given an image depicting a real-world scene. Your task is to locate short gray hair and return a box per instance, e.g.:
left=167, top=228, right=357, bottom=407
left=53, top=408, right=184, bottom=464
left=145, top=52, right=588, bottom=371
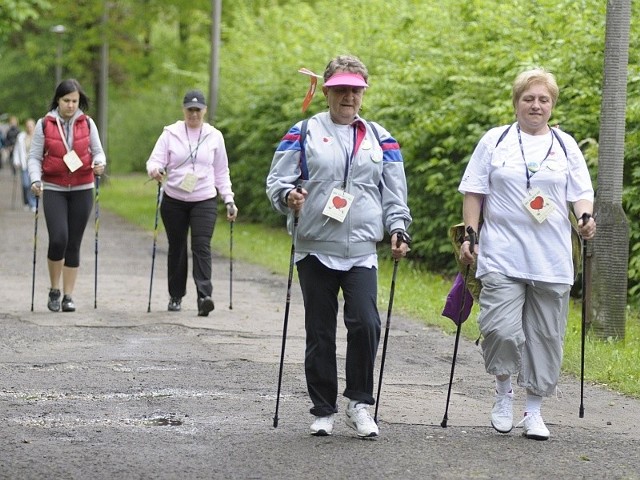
left=323, top=55, right=369, bottom=83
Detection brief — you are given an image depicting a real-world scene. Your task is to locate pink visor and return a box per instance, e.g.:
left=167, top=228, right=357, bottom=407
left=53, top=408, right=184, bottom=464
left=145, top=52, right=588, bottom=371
left=324, top=72, right=368, bottom=88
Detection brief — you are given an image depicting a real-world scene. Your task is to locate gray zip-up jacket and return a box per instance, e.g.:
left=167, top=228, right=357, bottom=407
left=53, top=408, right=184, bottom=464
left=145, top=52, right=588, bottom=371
left=266, top=112, right=411, bottom=258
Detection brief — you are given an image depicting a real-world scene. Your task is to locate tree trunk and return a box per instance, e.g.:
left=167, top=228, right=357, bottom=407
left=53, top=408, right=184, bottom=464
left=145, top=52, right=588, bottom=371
left=591, top=0, right=631, bottom=340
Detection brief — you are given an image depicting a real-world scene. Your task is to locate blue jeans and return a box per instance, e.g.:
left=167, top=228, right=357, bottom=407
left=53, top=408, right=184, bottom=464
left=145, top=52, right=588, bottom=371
left=20, top=169, right=36, bottom=209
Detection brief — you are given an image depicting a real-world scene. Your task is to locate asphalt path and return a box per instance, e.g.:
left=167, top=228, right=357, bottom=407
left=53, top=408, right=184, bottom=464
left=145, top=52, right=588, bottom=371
left=0, top=167, right=639, bottom=479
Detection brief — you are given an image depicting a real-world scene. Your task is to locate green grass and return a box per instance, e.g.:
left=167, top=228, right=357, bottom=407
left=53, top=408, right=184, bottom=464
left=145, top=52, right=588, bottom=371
left=100, top=174, right=640, bottom=398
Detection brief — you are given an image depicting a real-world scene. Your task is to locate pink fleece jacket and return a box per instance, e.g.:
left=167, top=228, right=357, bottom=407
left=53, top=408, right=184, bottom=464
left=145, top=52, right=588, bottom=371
left=146, top=120, right=234, bottom=203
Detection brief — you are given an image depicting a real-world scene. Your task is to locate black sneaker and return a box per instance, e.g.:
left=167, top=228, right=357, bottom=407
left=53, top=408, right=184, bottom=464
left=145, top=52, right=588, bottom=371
left=61, top=295, right=76, bottom=312
left=48, top=289, right=61, bottom=312
left=197, top=296, right=214, bottom=317
left=168, top=297, right=182, bottom=312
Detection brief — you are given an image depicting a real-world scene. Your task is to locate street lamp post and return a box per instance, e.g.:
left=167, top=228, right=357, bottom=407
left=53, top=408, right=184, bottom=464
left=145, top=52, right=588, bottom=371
left=51, top=24, right=66, bottom=86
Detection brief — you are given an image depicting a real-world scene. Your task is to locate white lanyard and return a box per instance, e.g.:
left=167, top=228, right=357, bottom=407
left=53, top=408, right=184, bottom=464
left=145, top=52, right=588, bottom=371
left=55, top=117, right=73, bottom=152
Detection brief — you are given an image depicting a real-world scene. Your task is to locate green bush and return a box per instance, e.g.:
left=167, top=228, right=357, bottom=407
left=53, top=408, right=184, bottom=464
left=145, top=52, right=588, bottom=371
left=214, top=0, right=617, bottom=276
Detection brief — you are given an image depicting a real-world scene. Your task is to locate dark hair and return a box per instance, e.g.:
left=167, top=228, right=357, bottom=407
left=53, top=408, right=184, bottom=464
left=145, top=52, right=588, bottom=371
left=49, top=78, right=90, bottom=112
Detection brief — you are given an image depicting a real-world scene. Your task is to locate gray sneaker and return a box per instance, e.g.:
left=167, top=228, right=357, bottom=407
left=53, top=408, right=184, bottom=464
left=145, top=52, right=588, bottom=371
left=197, top=296, right=214, bottom=317
left=47, top=288, right=61, bottom=312
left=61, top=294, right=76, bottom=312
left=345, top=403, right=379, bottom=438
left=168, top=297, right=181, bottom=312
left=491, top=391, right=514, bottom=433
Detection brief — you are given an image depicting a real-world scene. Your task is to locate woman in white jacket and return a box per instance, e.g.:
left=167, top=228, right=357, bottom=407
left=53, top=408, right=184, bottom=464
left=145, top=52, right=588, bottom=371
left=146, top=89, right=238, bottom=316
left=12, top=118, right=36, bottom=211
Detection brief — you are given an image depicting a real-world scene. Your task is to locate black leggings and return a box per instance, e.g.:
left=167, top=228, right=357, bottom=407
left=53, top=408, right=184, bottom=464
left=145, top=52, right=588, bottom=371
left=43, top=189, right=94, bottom=267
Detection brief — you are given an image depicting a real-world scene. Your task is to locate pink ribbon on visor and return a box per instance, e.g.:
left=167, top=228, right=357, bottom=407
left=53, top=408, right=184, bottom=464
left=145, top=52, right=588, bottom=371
left=298, top=68, right=323, bottom=112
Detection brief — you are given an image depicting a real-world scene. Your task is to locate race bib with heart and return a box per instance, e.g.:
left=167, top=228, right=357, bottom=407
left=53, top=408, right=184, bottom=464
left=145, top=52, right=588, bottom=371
left=322, top=188, right=354, bottom=223
left=523, top=188, right=556, bottom=223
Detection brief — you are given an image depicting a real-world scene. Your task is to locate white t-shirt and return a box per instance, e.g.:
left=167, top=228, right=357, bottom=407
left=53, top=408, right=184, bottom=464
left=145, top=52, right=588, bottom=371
left=458, top=124, right=594, bottom=284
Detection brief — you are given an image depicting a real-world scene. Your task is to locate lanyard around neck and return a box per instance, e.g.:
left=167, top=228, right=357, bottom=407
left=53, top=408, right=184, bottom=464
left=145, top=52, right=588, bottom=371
left=332, top=123, right=358, bottom=190
left=184, top=124, right=204, bottom=164
left=342, top=125, right=357, bottom=189
left=54, top=117, right=72, bottom=152
left=516, top=124, right=554, bottom=190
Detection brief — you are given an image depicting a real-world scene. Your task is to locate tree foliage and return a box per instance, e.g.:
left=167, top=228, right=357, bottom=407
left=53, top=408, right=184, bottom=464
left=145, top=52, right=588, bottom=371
left=0, top=0, right=50, bottom=41
left=2, top=0, right=640, bottom=302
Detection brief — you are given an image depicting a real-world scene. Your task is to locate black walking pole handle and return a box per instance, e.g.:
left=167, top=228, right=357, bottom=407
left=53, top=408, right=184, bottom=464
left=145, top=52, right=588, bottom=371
left=394, top=231, right=404, bottom=249
left=466, top=225, right=476, bottom=254
left=580, top=212, right=592, bottom=232
left=290, top=185, right=304, bottom=227
left=290, top=185, right=303, bottom=213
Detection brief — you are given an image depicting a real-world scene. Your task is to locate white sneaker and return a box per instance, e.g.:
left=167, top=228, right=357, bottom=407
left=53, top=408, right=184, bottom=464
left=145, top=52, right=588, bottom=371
left=517, top=411, right=550, bottom=441
left=491, top=391, right=514, bottom=433
left=310, top=414, right=335, bottom=436
left=345, top=403, right=379, bottom=438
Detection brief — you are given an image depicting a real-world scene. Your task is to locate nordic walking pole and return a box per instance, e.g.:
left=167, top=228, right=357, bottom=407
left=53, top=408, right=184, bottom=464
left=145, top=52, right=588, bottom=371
left=30, top=194, right=40, bottom=312
left=147, top=178, right=163, bottom=313
left=441, top=226, right=476, bottom=428
left=273, top=186, right=302, bottom=428
left=11, top=169, right=18, bottom=210
left=229, top=219, right=234, bottom=310
left=94, top=175, right=100, bottom=309
left=374, top=232, right=405, bottom=423
left=579, top=212, right=592, bottom=418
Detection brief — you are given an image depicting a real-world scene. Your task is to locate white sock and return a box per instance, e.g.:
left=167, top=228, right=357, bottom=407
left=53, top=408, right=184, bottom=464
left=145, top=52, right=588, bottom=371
left=495, top=376, right=512, bottom=395
left=348, top=400, right=358, bottom=409
left=525, top=393, right=542, bottom=414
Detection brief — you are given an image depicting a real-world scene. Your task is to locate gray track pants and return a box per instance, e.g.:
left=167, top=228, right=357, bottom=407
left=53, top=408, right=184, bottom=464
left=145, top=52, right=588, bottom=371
left=478, top=272, right=571, bottom=397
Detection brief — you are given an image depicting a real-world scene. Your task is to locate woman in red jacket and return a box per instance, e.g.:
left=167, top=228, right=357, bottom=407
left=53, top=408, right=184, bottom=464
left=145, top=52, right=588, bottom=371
left=28, top=79, right=106, bottom=312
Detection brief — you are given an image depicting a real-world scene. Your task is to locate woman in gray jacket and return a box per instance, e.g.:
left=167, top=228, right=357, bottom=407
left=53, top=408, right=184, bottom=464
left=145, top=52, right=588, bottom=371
left=266, top=54, right=411, bottom=439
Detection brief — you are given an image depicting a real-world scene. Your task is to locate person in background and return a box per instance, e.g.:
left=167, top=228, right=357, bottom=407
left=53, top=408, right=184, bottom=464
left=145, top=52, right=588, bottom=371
left=13, top=118, right=37, bottom=211
left=3, top=115, right=20, bottom=171
left=146, top=89, right=238, bottom=316
left=28, top=79, right=106, bottom=312
left=458, top=67, right=596, bottom=441
left=266, top=55, right=411, bottom=438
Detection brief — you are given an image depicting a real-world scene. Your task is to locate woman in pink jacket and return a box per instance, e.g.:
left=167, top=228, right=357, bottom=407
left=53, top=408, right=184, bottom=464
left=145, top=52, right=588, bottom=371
left=146, top=90, right=237, bottom=316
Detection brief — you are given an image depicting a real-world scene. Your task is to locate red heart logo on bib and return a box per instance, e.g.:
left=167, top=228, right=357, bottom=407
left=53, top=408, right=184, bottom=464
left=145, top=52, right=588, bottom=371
left=332, top=196, right=348, bottom=209
left=530, top=196, right=544, bottom=210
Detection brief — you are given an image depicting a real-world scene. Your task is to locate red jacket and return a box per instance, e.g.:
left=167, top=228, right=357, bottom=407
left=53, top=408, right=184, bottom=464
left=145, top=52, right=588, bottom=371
left=42, top=115, right=94, bottom=187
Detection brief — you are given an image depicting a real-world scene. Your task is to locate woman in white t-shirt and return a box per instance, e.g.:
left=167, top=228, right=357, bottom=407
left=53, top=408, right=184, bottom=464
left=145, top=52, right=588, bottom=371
left=458, top=68, right=596, bottom=441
